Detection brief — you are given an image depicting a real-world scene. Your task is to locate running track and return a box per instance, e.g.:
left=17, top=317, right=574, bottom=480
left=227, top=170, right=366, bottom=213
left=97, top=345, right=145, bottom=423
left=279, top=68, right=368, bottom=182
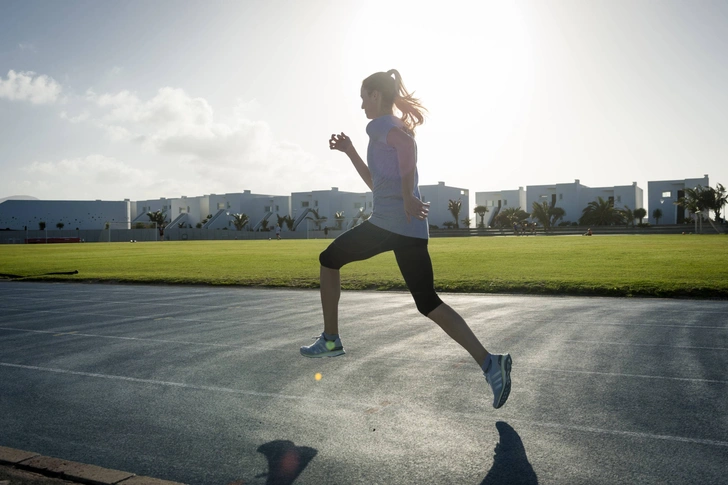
left=1, top=281, right=726, bottom=484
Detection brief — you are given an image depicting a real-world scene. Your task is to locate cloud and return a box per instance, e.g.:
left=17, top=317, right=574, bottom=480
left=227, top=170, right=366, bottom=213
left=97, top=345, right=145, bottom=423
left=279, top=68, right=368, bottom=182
left=0, top=70, right=62, bottom=104
left=86, top=86, right=334, bottom=189
left=23, top=154, right=155, bottom=199
left=107, top=66, right=123, bottom=76
left=18, top=43, right=37, bottom=52
left=35, top=84, right=351, bottom=200
left=60, top=110, right=90, bottom=123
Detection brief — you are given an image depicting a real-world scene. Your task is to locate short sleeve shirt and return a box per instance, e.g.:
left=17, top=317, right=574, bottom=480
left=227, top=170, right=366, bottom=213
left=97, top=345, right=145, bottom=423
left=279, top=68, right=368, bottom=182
left=365, top=115, right=428, bottom=239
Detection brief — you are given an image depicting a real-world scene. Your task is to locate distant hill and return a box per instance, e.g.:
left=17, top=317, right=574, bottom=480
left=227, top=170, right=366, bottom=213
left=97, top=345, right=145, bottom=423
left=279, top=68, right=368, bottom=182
left=0, top=195, right=39, bottom=204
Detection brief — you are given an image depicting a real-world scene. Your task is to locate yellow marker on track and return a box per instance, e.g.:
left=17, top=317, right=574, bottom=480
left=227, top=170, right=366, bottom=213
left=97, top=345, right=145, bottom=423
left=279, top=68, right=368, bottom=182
left=315, top=373, right=322, bottom=381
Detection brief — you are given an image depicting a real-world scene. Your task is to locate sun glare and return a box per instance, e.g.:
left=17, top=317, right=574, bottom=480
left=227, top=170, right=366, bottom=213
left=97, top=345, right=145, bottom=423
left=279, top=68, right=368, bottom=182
left=342, top=0, right=534, bottom=163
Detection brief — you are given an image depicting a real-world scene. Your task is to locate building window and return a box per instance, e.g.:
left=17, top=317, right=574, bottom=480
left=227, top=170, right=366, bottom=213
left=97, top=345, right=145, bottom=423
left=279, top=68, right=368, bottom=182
left=617, top=196, right=621, bottom=203
left=559, top=194, right=563, bottom=200
left=217, top=203, right=225, bottom=210
left=264, top=206, right=272, bottom=212
left=314, top=200, right=319, bottom=207
left=302, top=201, right=309, bottom=208
left=275, top=205, right=279, bottom=212
left=662, top=191, right=671, bottom=198
left=460, top=190, right=465, bottom=195
left=503, top=200, right=508, bottom=206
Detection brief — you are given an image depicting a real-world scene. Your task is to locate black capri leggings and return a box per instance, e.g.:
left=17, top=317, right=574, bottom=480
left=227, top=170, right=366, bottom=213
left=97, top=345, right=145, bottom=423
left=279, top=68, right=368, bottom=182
left=319, top=221, right=444, bottom=316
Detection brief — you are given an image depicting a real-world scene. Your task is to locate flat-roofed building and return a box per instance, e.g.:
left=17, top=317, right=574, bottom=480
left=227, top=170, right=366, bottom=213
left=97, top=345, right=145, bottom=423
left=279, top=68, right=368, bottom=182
left=647, top=175, right=709, bottom=224
left=419, top=181, right=470, bottom=228
left=0, top=199, right=131, bottom=230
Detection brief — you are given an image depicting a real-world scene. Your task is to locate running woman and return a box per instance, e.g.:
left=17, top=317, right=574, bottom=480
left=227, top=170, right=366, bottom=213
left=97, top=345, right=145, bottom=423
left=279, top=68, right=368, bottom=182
left=300, top=69, right=512, bottom=409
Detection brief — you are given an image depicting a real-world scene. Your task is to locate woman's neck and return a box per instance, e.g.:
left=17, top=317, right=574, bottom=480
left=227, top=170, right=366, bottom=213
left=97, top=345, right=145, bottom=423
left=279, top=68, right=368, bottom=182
left=373, top=109, right=393, bottom=118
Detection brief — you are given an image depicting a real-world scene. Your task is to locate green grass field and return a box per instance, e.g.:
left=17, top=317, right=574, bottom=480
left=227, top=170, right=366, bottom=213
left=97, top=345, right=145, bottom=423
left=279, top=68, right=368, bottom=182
left=1, top=235, right=727, bottom=298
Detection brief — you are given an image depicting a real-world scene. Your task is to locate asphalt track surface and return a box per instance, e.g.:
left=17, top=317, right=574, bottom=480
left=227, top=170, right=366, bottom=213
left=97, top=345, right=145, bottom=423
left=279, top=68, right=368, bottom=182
left=1, top=281, right=726, bottom=485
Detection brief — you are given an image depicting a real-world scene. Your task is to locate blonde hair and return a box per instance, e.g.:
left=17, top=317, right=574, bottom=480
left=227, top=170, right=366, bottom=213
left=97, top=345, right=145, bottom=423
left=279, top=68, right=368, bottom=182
left=362, top=69, right=426, bottom=135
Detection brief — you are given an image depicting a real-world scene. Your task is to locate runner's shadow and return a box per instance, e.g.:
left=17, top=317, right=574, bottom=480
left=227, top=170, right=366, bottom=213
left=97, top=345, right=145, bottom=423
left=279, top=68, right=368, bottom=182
left=480, top=421, right=538, bottom=485
left=254, top=439, right=318, bottom=485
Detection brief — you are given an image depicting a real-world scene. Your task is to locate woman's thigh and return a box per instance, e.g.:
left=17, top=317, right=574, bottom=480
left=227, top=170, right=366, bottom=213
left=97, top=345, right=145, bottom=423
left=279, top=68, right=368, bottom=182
left=319, top=221, right=398, bottom=270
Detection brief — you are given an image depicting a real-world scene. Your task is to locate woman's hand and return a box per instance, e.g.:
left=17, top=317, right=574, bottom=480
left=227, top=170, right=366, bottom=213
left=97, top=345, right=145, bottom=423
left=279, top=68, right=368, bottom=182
left=403, top=193, right=430, bottom=223
left=329, top=132, right=353, bottom=154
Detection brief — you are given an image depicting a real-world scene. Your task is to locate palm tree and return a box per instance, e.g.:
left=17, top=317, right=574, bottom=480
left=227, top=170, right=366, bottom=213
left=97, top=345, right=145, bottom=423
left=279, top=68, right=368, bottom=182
left=283, top=215, right=294, bottom=231
left=620, top=205, right=635, bottom=228
left=705, top=183, right=727, bottom=222
left=549, top=206, right=566, bottom=227
left=334, top=211, right=345, bottom=230
left=276, top=214, right=287, bottom=229
left=634, top=208, right=647, bottom=225
left=675, top=186, right=706, bottom=232
left=56, top=222, right=65, bottom=230
left=473, top=205, right=489, bottom=228
left=308, top=209, right=327, bottom=230
left=461, top=216, right=472, bottom=228
left=496, top=207, right=530, bottom=228
left=448, top=199, right=462, bottom=229
left=652, top=208, right=663, bottom=225
left=678, top=184, right=727, bottom=233
left=531, top=201, right=551, bottom=230
left=146, top=210, right=167, bottom=230
left=531, top=202, right=565, bottom=231
left=230, top=213, right=250, bottom=231
left=579, top=197, right=625, bottom=226
left=39, top=221, right=46, bottom=230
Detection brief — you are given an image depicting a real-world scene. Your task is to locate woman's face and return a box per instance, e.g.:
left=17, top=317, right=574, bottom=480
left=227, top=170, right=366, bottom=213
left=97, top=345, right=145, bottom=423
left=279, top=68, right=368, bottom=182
left=360, top=86, right=380, bottom=119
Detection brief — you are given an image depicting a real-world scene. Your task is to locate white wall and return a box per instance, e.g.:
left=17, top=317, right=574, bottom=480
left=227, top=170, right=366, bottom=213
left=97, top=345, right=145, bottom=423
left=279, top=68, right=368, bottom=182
left=0, top=199, right=130, bottom=230
left=420, top=182, right=470, bottom=228
left=291, top=188, right=373, bottom=230
left=133, top=198, right=171, bottom=223
left=525, top=180, right=644, bottom=225
left=647, top=175, right=709, bottom=224
left=475, top=187, right=526, bottom=227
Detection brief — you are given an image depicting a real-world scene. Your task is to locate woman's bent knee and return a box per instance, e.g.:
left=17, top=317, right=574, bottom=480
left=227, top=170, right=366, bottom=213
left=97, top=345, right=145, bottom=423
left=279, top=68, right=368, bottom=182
left=414, top=292, right=443, bottom=316
left=319, top=248, right=342, bottom=270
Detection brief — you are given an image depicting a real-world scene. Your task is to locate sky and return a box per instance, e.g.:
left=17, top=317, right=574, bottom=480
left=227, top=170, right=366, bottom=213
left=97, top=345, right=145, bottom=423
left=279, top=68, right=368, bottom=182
left=1, top=0, right=727, bottom=215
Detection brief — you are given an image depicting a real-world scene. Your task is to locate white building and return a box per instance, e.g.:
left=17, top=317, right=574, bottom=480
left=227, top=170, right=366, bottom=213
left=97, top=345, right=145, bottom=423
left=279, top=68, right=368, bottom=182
left=419, top=182, right=470, bottom=228
left=475, top=187, right=527, bottom=227
left=290, top=188, right=373, bottom=231
left=132, top=191, right=290, bottom=231
left=647, top=175, right=709, bottom=225
left=0, top=199, right=131, bottom=230
left=525, top=179, right=643, bottom=225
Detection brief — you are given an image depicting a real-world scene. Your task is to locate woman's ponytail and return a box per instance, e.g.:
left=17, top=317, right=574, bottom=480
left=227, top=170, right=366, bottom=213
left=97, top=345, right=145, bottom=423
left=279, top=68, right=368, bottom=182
left=362, top=69, right=427, bottom=135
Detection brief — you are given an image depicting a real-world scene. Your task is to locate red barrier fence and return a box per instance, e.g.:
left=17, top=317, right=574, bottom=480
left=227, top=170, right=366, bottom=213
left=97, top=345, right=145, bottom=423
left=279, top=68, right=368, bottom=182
left=25, top=237, right=82, bottom=244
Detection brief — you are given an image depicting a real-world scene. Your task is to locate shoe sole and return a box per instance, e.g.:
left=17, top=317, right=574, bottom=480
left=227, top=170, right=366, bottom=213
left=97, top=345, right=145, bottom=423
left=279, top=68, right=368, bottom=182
left=494, top=354, right=512, bottom=409
left=300, top=349, right=346, bottom=358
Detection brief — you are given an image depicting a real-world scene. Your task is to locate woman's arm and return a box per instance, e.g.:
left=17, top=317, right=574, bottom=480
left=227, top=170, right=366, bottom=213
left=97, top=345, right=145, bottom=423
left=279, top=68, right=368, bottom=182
left=387, top=128, right=430, bottom=222
left=329, top=132, right=373, bottom=191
